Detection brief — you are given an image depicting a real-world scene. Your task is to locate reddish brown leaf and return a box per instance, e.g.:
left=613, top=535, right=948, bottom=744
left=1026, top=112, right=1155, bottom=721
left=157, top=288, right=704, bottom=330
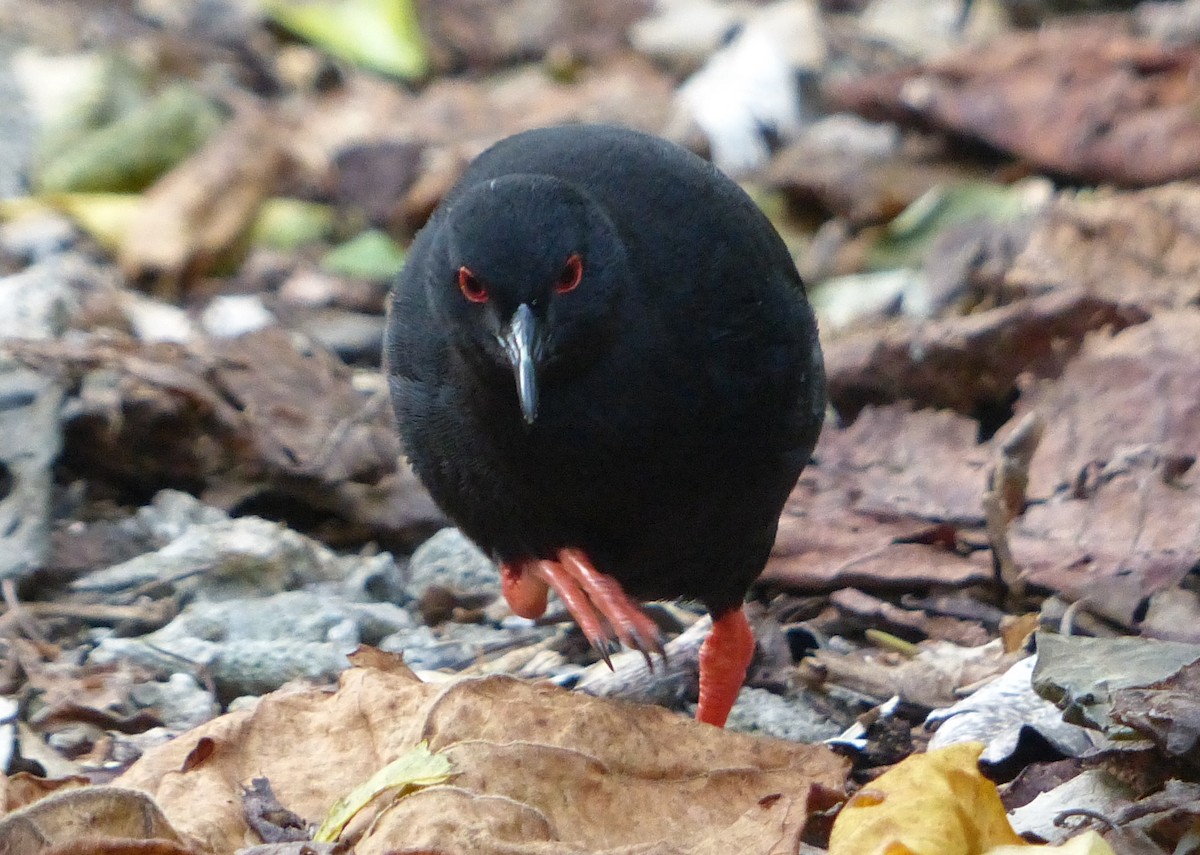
left=766, top=405, right=992, bottom=592
left=829, top=26, right=1200, bottom=186
left=824, top=290, right=1147, bottom=422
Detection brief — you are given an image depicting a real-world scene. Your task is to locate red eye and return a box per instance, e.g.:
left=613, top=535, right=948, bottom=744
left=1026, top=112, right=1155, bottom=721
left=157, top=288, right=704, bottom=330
left=458, top=266, right=488, bottom=303
left=554, top=254, right=583, bottom=295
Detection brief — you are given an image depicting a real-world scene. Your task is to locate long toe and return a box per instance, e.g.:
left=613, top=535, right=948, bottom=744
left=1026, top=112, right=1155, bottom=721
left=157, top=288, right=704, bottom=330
left=558, top=548, right=665, bottom=668
left=531, top=558, right=619, bottom=667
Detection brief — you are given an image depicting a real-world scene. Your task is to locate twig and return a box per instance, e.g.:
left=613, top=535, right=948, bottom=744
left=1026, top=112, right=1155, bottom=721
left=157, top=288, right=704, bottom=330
left=0, top=578, right=49, bottom=643
left=984, top=412, right=1044, bottom=605
left=0, top=598, right=177, bottom=627
left=575, top=615, right=711, bottom=708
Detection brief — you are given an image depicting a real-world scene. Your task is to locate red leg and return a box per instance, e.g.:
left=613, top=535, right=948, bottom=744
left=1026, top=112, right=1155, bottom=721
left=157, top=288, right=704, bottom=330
left=696, top=606, right=754, bottom=727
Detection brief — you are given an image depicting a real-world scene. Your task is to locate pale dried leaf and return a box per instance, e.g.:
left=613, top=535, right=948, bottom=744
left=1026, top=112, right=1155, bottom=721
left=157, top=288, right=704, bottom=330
left=114, top=657, right=847, bottom=855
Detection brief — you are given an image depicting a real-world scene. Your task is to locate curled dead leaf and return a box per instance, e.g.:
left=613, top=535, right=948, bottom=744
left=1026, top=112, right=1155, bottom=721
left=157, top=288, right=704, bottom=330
left=0, top=786, right=195, bottom=855
left=114, top=656, right=847, bottom=854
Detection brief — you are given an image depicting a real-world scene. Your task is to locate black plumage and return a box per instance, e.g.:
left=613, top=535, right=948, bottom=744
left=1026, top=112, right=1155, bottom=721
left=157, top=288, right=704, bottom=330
left=385, top=124, right=824, bottom=722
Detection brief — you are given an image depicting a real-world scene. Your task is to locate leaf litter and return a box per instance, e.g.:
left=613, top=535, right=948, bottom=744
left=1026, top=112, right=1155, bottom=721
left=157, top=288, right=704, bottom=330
left=2, top=1, right=1200, bottom=854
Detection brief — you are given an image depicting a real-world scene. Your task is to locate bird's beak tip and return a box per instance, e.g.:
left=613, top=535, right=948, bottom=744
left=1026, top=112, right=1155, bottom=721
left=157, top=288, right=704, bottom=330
left=502, top=304, right=540, bottom=425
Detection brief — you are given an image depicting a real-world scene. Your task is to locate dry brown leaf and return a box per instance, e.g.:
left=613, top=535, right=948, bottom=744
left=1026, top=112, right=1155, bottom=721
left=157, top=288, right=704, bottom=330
left=112, top=655, right=847, bottom=855
left=765, top=134, right=978, bottom=227
left=0, top=786, right=195, bottom=855
left=824, top=291, right=1147, bottom=423
left=808, top=639, right=1016, bottom=710
left=766, top=405, right=993, bottom=592
left=119, top=105, right=284, bottom=297
left=1110, top=660, right=1200, bottom=761
left=0, top=773, right=90, bottom=813
left=416, top=0, right=647, bottom=73
left=829, top=26, right=1200, bottom=186
left=1011, top=450, right=1200, bottom=628
left=1006, top=183, right=1200, bottom=311
left=1000, top=312, right=1200, bottom=625
left=287, top=54, right=673, bottom=226
left=11, top=331, right=444, bottom=545
left=1016, top=311, right=1200, bottom=498
left=829, top=588, right=990, bottom=647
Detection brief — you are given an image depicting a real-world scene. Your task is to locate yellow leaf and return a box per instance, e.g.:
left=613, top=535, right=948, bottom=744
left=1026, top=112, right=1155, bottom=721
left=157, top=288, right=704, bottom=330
left=829, top=742, right=1026, bottom=855
left=989, top=830, right=1116, bottom=855
left=314, top=740, right=453, bottom=843
left=0, top=194, right=333, bottom=257
left=0, top=193, right=140, bottom=252
left=266, top=0, right=428, bottom=80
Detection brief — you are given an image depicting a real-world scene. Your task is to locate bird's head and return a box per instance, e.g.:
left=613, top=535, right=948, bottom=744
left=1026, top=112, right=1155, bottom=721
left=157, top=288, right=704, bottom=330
left=430, top=174, right=629, bottom=425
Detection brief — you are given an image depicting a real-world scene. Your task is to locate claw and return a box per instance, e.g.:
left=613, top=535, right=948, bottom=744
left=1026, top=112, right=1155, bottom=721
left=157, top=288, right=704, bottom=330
left=595, top=640, right=614, bottom=670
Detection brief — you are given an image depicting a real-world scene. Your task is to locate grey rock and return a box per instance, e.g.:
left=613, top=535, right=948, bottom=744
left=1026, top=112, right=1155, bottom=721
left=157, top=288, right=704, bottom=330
left=46, top=723, right=100, bottom=756
left=0, top=213, right=77, bottom=263
left=136, top=0, right=262, bottom=42
left=155, top=590, right=412, bottom=644
left=200, top=294, right=275, bottom=339
left=73, top=513, right=402, bottom=599
left=857, top=0, right=1008, bottom=59
left=723, top=687, right=844, bottom=743
left=121, top=292, right=195, bottom=344
left=1138, top=0, right=1200, bottom=45
left=0, top=696, right=16, bottom=773
left=380, top=621, right=548, bottom=672
left=630, top=0, right=753, bottom=74
left=0, top=357, right=63, bottom=580
left=297, top=309, right=386, bottom=364
left=406, top=527, right=500, bottom=601
left=133, top=489, right=231, bottom=545
left=340, top=551, right=410, bottom=604
left=0, top=261, right=78, bottom=340
left=90, top=589, right=413, bottom=698
left=0, top=42, right=33, bottom=199
left=128, top=673, right=221, bottom=732
left=800, top=114, right=902, bottom=159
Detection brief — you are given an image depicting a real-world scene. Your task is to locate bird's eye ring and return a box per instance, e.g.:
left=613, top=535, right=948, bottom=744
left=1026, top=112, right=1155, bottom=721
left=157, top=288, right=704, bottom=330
left=458, top=266, right=488, bottom=303
left=554, top=254, right=583, bottom=295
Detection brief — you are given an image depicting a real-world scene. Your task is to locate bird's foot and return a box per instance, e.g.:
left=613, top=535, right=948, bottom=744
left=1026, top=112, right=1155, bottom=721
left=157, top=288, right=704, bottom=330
left=696, top=606, right=755, bottom=727
left=500, top=549, right=665, bottom=670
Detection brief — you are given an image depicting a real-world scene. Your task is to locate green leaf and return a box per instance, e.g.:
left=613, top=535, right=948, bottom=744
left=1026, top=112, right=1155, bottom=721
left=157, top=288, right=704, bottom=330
left=865, top=180, right=1032, bottom=272
left=250, top=198, right=336, bottom=250
left=314, top=741, right=453, bottom=843
left=321, top=229, right=406, bottom=279
left=266, top=0, right=428, bottom=80
left=34, top=83, right=224, bottom=194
